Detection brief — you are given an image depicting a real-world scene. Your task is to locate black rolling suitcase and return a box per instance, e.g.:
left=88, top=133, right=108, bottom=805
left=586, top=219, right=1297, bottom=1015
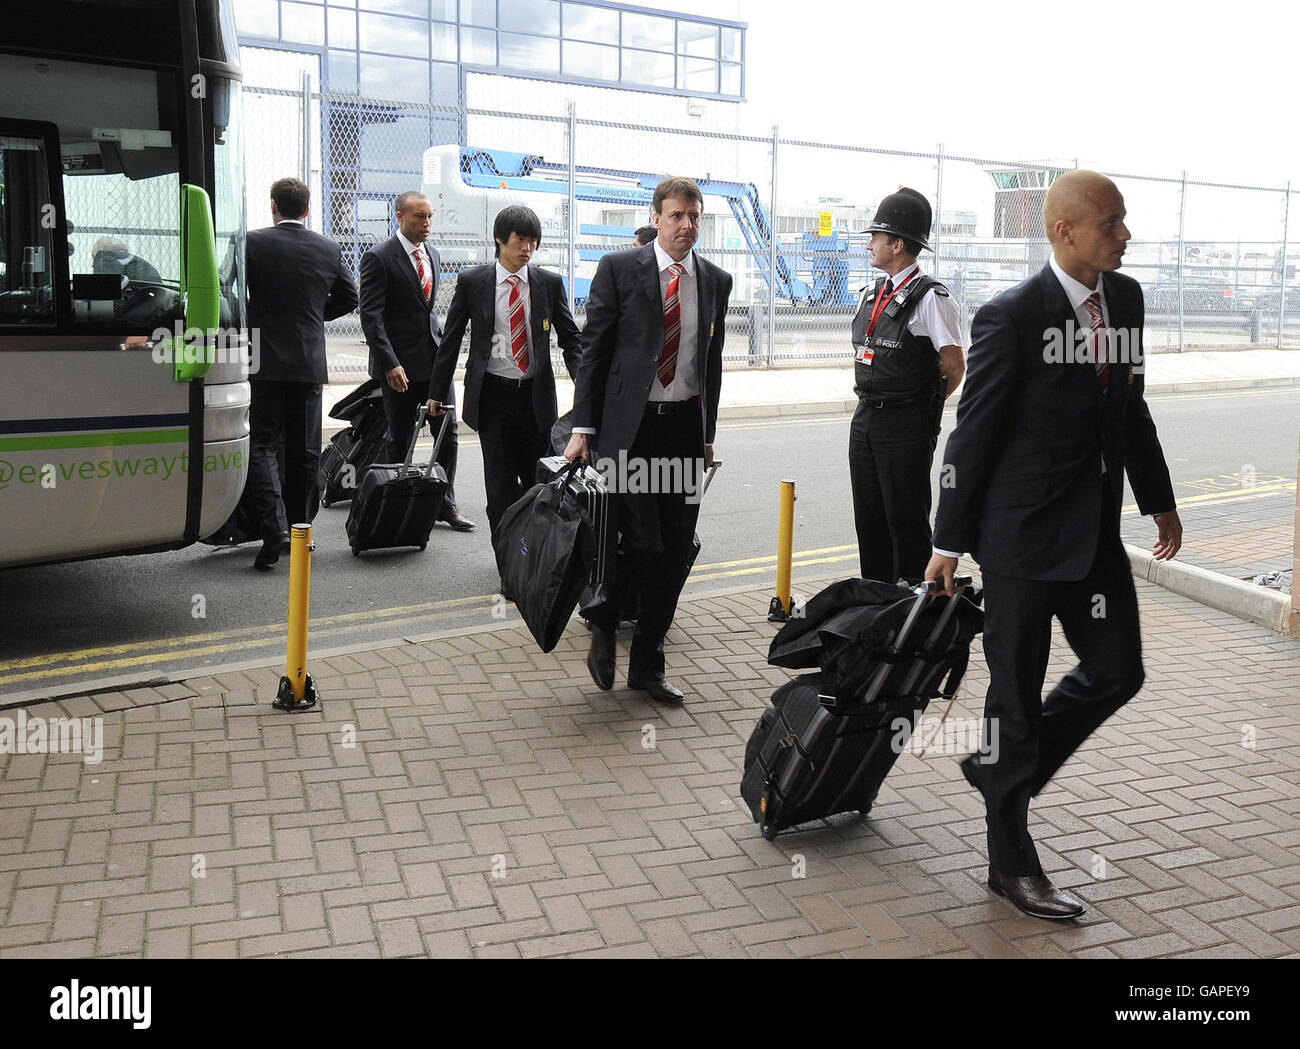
left=345, top=406, right=452, bottom=556
left=741, top=577, right=981, bottom=840
left=320, top=379, right=387, bottom=507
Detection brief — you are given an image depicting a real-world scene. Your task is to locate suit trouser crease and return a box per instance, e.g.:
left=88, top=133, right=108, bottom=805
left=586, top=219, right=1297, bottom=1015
left=979, top=486, right=1145, bottom=876
left=381, top=381, right=458, bottom=506
left=478, top=381, right=548, bottom=543
left=848, top=399, right=936, bottom=583
left=248, top=380, right=323, bottom=541
left=588, top=409, right=703, bottom=680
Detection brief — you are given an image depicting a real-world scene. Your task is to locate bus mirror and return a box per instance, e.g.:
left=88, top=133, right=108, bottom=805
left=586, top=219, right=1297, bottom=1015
left=172, top=184, right=220, bottom=381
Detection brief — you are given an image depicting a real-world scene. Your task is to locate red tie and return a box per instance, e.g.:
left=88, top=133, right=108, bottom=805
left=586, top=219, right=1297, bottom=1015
left=413, top=247, right=432, bottom=304
left=1084, top=292, right=1110, bottom=392
left=658, top=262, right=686, bottom=388
left=506, top=274, right=529, bottom=373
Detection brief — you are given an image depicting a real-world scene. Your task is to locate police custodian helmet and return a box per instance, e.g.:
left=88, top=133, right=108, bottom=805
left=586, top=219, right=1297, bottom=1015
left=859, top=187, right=933, bottom=252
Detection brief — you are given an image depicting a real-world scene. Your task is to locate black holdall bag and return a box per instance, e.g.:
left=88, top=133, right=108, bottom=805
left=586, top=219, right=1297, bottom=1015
left=320, top=378, right=387, bottom=507
left=495, top=457, right=597, bottom=653
left=742, top=579, right=983, bottom=840
left=345, top=405, right=451, bottom=555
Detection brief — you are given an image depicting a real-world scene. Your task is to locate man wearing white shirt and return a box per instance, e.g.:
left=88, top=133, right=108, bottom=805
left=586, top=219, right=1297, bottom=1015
left=926, top=170, right=1183, bottom=920
left=848, top=187, right=965, bottom=584
left=565, top=177, right=732, bottom=704
left=428, top=205, right=581, bottom=547
left=359, top=191, right=472, bottom=530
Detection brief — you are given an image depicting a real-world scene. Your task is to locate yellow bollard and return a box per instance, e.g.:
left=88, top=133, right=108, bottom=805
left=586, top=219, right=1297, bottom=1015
left=274, top=523, right=320, bottom=711
left=767, top=480, right=796, bottom=622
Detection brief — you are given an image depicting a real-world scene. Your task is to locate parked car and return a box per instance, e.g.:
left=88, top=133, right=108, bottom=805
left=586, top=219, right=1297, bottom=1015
left=1143, top=276, right=1243, bottom=314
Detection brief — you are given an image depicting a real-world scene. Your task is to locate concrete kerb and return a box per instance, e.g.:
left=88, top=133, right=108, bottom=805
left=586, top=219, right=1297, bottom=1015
left=0, top=574, right=802, bottom=716
left=1125, top=543, right=1292, bottom=636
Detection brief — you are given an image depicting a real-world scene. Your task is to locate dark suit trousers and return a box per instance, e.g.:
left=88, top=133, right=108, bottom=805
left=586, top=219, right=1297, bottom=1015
left=848, top=399, right=936, bottom=583
left=380, top=381, right=459, bottom=507
left=978, top=483, right=1145, bottom=875
left=478, top=377, right=548, bottom=544
left=588, top=404, right=705, bottom=680
left=248, top=380, right=322, bottom=540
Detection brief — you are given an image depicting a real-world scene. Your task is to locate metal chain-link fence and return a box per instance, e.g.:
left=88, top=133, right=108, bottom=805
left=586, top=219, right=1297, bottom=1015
left=241, top=70, right=1297, bottom=383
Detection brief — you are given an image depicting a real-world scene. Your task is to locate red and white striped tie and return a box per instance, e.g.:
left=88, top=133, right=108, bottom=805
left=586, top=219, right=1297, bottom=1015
left=506, top=274, right=529, bottom=373
left=658, top=262, right=686, bottom=388
left=1084, top=292, right=1110, bottom=392
left=413, top=247, right=432, bottom=304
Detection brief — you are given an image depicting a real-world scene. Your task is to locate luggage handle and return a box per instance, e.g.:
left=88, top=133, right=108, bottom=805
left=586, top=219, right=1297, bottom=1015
left=856, top=575, right=972, bottom=708
left=402, top=405, right=453, bottom=479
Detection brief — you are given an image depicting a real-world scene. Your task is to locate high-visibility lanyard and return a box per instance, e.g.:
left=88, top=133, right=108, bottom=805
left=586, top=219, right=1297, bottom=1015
left=867, top=269, right=920, bottom=337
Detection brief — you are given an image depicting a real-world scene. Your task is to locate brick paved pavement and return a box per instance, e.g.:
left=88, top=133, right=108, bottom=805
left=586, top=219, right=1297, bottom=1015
left=1, top=573, right=1298, bottom=959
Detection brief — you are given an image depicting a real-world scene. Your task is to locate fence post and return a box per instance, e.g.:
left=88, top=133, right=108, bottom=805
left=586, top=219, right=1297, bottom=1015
left=768, top=123, right=779, bottom=367
left=1176, top=170, right=1187, bottom=352
left=567, top=101, right=577, bottom=309
left=1279, top=180, right=1291, bottom=349
left=933, top=142, right=944, bottom=270
left=300, top=71, right=312, bottom=228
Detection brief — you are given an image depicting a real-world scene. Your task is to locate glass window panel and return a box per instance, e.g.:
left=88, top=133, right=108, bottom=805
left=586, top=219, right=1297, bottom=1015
left=359, top=52, right=429, bottom=102
left=431, top=20, right=457, bottom=60
left=462, top=0, right=495, bottom=27
left=721, top=60, right=741, bottom=96
left=622, top=11, right=673, bottom=51
left=328, top=48, right=358, bottom=90
left=281, top=2, right=325, bottom=45
left=562, top=40, right=618, bottom=80
left=720, top=26, right=741, bottom=62
left=432, top=0, right=456, bottom=19
left=431, top=60, right=459, bottom=104
left=360, top=11, right=429, bottom=57
left=328, top=6, right=357, bottom=48
left=460, top=26, right=496, bottom=64
left=621, top=47, right=673, bottom=88
left=500, top=0, right=558, bottom=35
left=677, top=21, right=717, bottom=58
left=234, top=0, right=279, bottom=37
left=562, top=2, right=617, bottom=42
left=498, top=32, right=559, bottom=73
left=677, top=56, right=717, bottom=94
left=360, top=113, right=431, bottom=176
left=359, top=0, right=427, bottom=14
left=333, top=0, right=356, bottom=7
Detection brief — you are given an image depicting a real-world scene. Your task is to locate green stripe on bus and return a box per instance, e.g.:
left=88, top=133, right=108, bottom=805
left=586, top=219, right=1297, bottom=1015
left=0, top=429, right=190, bottom=452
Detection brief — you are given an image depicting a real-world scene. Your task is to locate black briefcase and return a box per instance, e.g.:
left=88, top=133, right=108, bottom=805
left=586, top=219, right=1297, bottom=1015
left=345, top=406, right=451, bottom=556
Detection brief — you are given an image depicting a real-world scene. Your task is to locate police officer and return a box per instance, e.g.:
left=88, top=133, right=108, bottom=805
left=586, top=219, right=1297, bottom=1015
left=848, top=187, right=965, bottom=583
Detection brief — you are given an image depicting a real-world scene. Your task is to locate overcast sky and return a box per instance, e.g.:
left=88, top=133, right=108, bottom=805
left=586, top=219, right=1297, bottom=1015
left=650, top=0, right=1299, bottom=240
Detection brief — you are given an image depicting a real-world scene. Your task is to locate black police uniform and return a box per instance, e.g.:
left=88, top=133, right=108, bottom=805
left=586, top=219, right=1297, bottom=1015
left=848, top=270, right=951, bottom=583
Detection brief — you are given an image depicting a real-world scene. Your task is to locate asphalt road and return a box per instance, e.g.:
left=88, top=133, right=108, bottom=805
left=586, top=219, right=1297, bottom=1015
left=1, top=387, right=1295, bottom=702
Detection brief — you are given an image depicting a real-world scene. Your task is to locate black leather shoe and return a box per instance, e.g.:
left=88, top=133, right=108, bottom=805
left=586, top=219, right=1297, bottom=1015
left=438, top=505, right=476, bottom=531
left=587, top=626, right=615, bottom=691
left=959, top=754, right=985, bottom=798
left=988, top=867, right=1085, bottom=920
left=626, top=675, right=685, bottom=704
left=253, top=532, right=291, bottom=571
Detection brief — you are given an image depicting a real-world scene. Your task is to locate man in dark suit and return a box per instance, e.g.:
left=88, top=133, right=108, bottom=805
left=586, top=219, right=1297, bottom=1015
left=427, top=205, right=581, bottom=547
left=927, top=170, right=1183, bottom=919
left=359, top=190, right=473, bottom=531
left=565, top=177, right=732, bottom=704
left=244, top=177, right=358, bottom=570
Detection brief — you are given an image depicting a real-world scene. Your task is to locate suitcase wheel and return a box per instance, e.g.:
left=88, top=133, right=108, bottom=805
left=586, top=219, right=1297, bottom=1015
left=857, top=808, right=872, bottom=818
left=419, top=543, right=427, bottom=551
left=761, top=823, right=778, bottom=842
left=351, top=546, right=359, bottom=556
left=322, top=498, right=332, bottom=509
